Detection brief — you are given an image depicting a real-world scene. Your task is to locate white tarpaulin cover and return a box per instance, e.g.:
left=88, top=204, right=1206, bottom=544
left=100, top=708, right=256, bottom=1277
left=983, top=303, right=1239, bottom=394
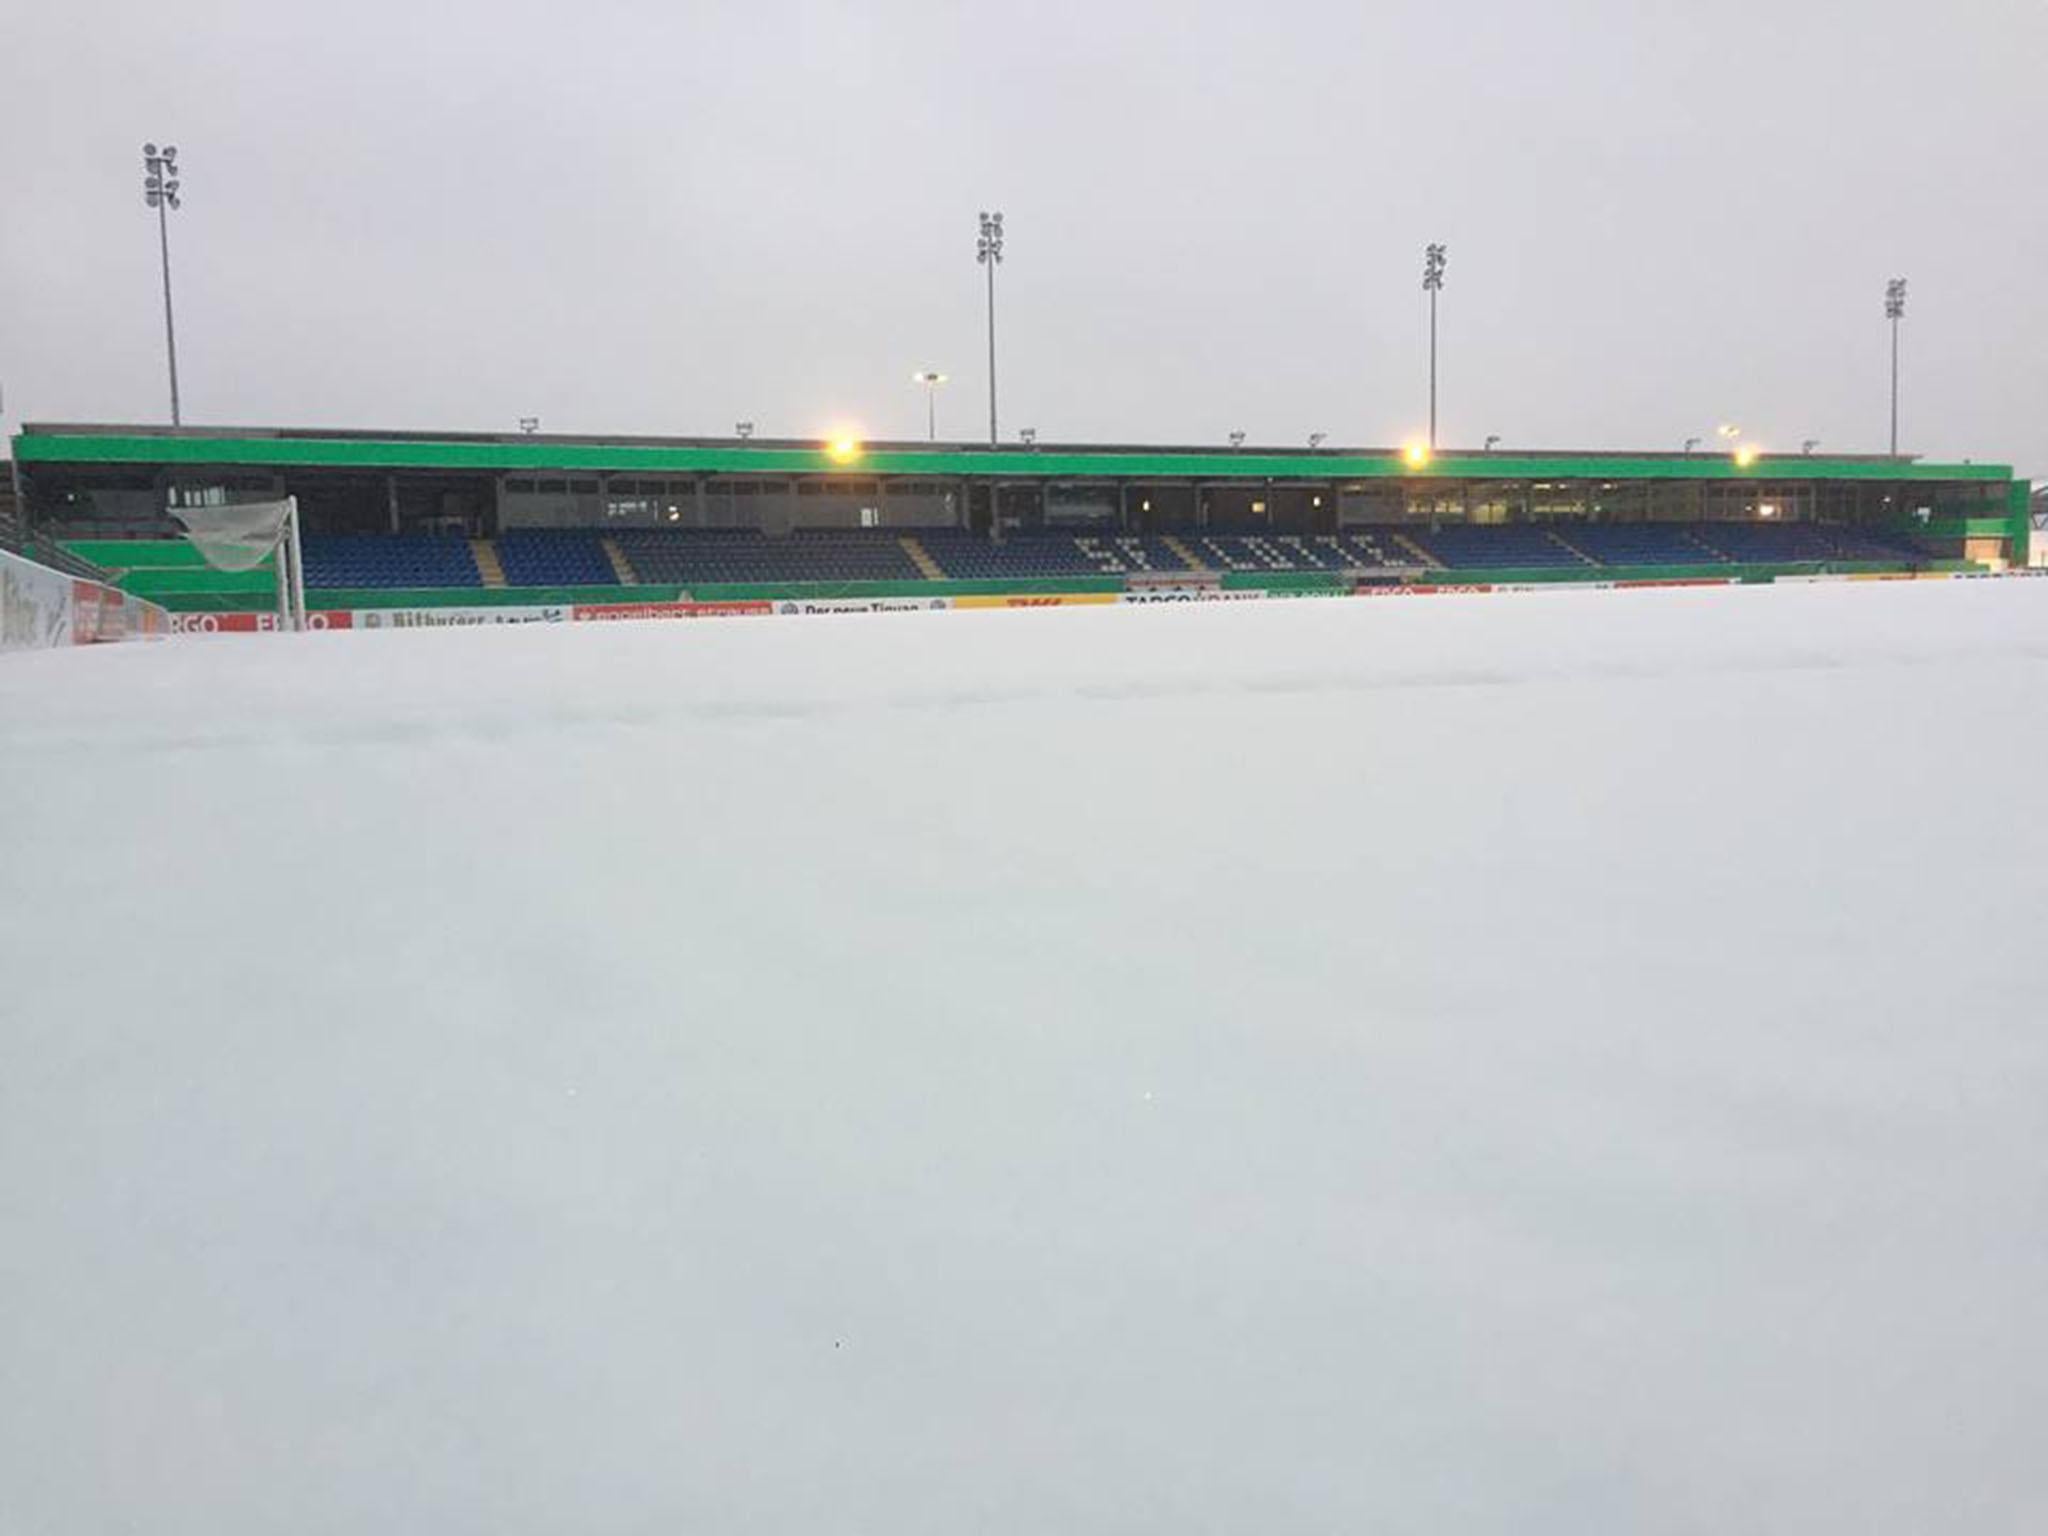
left=171, top=497, right=293, bottom=572
left=3, top=581, right=2047, bottom=1532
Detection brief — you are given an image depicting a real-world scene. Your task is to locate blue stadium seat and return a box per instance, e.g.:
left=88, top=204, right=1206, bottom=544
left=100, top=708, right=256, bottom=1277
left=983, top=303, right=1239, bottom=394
left=1691, top=522, right=1924, bottom=565
left=300, top=535, right=482, bottom=589
left=1564, top=525, right=1729, bottom=566
left=915, top=532, right=1193, bottom=579
left=1400, top=525, right=1591, bottom=570
left=496, top=530, right=617, bottom=586
left=613, top=529, right=927, bottom=584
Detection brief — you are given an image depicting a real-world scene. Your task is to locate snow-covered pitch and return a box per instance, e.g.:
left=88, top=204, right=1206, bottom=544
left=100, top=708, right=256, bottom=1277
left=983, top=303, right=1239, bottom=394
left=3, top=581, right=2046, bottom=1534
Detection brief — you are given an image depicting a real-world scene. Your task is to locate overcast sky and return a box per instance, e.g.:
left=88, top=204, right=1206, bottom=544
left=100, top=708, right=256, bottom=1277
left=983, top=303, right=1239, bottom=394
left=2, top=0, right=2043, bottom=469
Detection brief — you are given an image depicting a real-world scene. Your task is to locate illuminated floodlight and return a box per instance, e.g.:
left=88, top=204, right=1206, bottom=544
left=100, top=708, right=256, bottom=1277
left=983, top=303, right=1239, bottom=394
left=826, top=435, right=863, bottom=464
left=1403, top=441, right=1431, bottom=469
left=1734, top=443, right=1760, bottom=468
left=1758, top=503, right=1779, bottom=519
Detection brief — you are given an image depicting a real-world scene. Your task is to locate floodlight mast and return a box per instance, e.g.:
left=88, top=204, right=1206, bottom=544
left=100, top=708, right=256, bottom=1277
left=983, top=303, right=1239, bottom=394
left=976, top=212, right=1004, bottom=445
left=912, top=370, right=948, bottom=442
left=1422, top=242, right=1447, bottom=451
left=1884, top=278, right=1907, bottom=457
left=142, top=142, right=184, bottom=425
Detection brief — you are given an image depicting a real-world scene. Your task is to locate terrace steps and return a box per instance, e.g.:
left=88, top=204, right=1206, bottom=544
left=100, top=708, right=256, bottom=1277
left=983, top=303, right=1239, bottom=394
left=1390, top=532, right=1442, bottom=570
left=1546, top=529, right=1599, bottom=566
left=471, top=539, right=507, bottom=589
left=601, top=536, right=638, bottom=585
left=1161, top=535, right=1208, bottom=573
left=900, top=535, right=946, bottom=580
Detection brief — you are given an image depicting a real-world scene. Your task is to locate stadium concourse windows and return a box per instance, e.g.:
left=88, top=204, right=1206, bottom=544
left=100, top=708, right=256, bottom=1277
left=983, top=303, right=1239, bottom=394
left=1198, top=484, right=1331, bottom=533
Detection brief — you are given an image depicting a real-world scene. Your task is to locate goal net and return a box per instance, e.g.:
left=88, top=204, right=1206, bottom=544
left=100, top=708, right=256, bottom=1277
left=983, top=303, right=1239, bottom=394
left=171, top=496, right=307, bottom=631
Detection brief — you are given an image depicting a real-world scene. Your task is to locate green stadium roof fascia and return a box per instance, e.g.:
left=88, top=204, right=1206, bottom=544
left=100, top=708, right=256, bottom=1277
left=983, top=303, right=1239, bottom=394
left=10, top=431, right=2014, bottom=484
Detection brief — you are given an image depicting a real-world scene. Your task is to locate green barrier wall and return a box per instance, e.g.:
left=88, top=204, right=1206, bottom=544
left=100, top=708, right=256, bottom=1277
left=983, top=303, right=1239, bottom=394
left=1219, top=571, right=1351, bottom=593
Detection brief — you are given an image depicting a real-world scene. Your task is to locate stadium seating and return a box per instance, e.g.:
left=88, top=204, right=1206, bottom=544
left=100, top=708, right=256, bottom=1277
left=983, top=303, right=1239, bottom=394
left=915, top=532, right=1193, bottom=579
left=300, top=535, right=482, bottom=589
left=1691, top=521, right=1925, bottom=565
left=1400, top=524, right=1592, bottom=570
left=294, top=520, right=1924, bottom=591
left=496, top=530, right=617, bottom=586
left=613, top=529, right=927, bottom=584
left=1186, top=531, right=1415, bottom=572
left=1562, top=524, right=1729, bottom=566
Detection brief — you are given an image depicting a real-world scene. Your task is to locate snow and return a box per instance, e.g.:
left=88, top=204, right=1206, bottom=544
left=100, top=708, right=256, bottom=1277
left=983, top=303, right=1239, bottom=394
left=3, top=581, right=2047, bottom=1534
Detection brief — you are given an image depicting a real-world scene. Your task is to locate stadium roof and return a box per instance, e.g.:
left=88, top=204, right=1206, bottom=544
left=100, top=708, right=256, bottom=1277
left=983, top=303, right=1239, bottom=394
left=11, top=423, right=2015, bottom=483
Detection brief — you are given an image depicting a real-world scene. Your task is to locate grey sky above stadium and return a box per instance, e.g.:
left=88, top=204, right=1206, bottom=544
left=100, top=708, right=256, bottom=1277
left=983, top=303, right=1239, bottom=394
left=2, top=0, right=2043, bottom=472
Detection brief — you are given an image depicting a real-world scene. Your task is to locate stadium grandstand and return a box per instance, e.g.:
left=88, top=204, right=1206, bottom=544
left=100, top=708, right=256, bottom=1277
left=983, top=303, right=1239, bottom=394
left=8, top=424, right=2031, bottom=616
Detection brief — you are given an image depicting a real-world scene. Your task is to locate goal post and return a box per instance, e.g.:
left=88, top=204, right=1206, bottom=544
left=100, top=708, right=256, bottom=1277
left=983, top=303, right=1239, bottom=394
left=171, top=495, right=307, bottom=631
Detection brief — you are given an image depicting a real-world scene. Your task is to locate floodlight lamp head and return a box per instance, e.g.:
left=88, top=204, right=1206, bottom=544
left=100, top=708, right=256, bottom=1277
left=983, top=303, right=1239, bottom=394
left=1423, top=242, right=1447, bottom=290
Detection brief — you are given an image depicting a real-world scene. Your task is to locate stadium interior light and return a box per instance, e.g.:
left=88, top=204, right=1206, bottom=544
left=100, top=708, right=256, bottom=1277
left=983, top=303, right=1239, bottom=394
left=1717, top=424, right=1741, bottom=440
left=1758, top=502, right=1779, bottom=519
left=1404, top=441, right=1431, bottom=469
left=826, top=434, right=863, bottom=465
left=1734, top=443, right=1760, bottom=468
